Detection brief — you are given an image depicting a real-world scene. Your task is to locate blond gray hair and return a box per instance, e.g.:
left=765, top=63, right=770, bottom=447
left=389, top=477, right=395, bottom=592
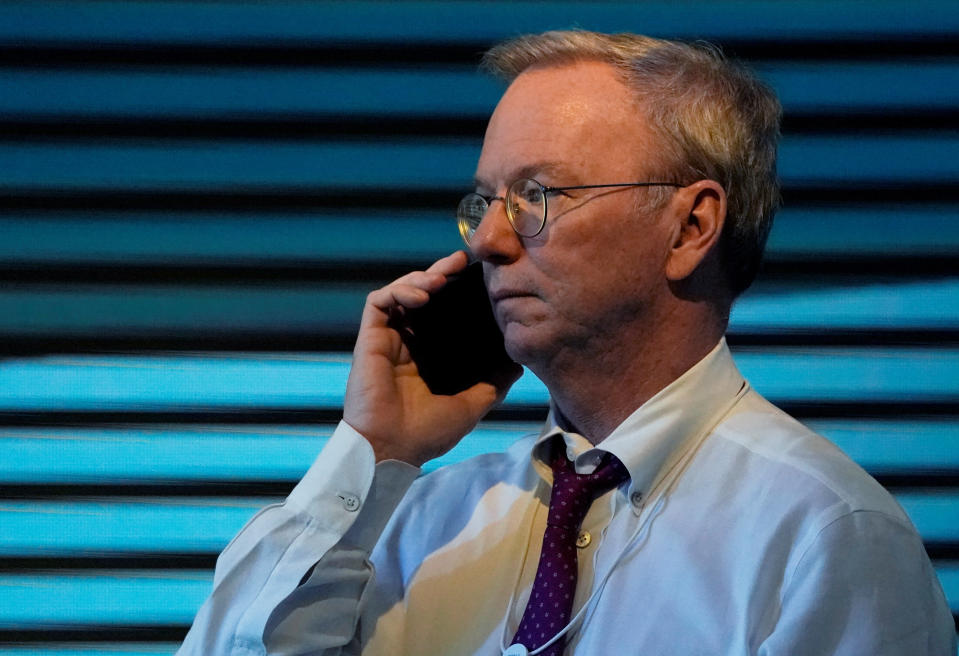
left=482, top=30, right=781, bottom=296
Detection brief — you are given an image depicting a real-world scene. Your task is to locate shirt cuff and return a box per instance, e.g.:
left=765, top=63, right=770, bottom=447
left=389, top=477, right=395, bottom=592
left=287, top=420, right=421, bottom=552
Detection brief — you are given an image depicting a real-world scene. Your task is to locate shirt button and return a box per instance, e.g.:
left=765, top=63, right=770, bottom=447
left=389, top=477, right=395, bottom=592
left=338, top=493, right=361, bottom=512
left=630, top=490, right=644, bottom=506
left=576, top=530, right=591, bottom=548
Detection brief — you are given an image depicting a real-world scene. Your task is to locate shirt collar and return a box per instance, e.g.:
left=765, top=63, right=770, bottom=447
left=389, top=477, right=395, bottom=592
left=531, top=338, right=747, bottom=499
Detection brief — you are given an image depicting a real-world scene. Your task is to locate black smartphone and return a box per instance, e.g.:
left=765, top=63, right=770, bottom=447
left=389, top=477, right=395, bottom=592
left=400, top=262, right=516, bottom=395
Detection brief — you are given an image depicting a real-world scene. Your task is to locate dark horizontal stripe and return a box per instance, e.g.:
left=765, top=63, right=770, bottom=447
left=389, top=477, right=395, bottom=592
left=0, top=481, right=292, bottom=499
left=925, top=543, right=959, bottom=561
left=726, top=330, right=959, bottom=349
left=874, top=473, right=959, bottom=488
left=779, top=401, right=959, bottom=419
left=0, top=403, right=954, bottom=430
left=3, top=254, right=955, bottom=286
left=0, top=625, right=188, bottom=643
left=0, top=333, right=359, bottom=356
left=0, top=261, right=416, bottom=285
left=0, top=188, right=458, bottom=212
left=2, top=35, right=958, bottom=71
left=0, top=183, right=956, bottom=214
left=759, top=255, right=959, bottom=279
left=3, top=328, right=959, bottom=358
left=2, top=543, right=956, bottom=572
left=4, top=476, right=958, bottom=500
left=0, top=405, right=551, bottom=427
left=0, top=41, right=490, bottom=70
left=0, top=553, right=217, bottom=571
left=0, top=115, right=489, bottom=141
left=783, top=110, right=959, bottom=135
left=1, top=110, right=956, bottom=142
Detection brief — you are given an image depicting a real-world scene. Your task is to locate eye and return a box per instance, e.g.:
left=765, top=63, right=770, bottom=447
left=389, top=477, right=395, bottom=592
left=520, top=186, right=544, bottom=203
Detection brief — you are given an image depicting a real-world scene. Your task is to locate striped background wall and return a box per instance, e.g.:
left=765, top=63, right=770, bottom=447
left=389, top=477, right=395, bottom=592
left=0, top=2, right=957, bottom=654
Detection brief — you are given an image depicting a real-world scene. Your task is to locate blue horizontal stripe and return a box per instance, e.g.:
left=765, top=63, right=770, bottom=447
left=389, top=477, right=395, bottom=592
left=0, top=278, right=955, bottom=339
left=2, top=420, right=956, bottom=484
left=0, top=645, right=179, bottom=656
left=0, top=499, right=262, bottom=555
left=0, top=423, right=529, bottom=482
left=2, top=206, right=957, bottom=266
left=0, top=69, right=502, bottom=119
left=0, top=285, right=367, bottom=337
left=765, top=206, right=959, bottom=258
left=3, top=61, right=957, bottom=119
left=1, top=491, right=956, bottom=554
left=804, top=419, right=959, bottom=473
left=2, top=1, right=958, bottom=43
left=1, top=348, right=958, bottom=411
left=0, top=564, right=954, bottom=627
left=0, top=571, right=212, bottom=626
left=3, top=135, right=957, bottom=192
left=0, top=141, right=482, bottom=191
left=0, top=425, right=335, bottom=483
left=730, top=278, right=959, bottom=332
left=0, top=211, right=463, bottom=266
left=895, top=493, right=959, bottom=544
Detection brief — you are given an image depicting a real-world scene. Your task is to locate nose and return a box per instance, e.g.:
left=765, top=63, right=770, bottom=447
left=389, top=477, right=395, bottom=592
left=469, top=196, right=523, bottom=263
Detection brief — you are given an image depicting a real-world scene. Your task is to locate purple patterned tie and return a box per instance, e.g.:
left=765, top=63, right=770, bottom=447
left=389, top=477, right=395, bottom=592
left=509, top=444, right=629, bottom=655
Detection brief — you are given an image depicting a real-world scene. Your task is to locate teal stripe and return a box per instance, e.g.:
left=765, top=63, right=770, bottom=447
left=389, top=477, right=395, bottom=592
left=0, top=571, right=212, bottom=626
left=766, top=206, right=959, bottom=257
left=0, top=562, right=954, bottom=627
left=805, top=420, right=959, bottom=472
left=2, top=206, right=957, bottom=265
left=4, top=62, right=958, bottom=118
left=0, top=500, right=264, bottom=555
left=0, top=646, right=178, bottom=656
left=1, top=491, right=956, bottom=554
left=2, top=420, right=956, bottom=484
left=0, top=425, right=336, bottom=483
left=2, top=349, right=958, bottom=411
left=0, top=69, right=501, bottom=118
left=731, top=278, right=959, bottom=333
left=0, top=141, right=481, bottom=191
left=3, top=135, right=957, bottom=191
left=0, top=212, right=463, bottom=265
left=0, top=278, right=955, bottom=338
left=2, top=1, right=958, bottom=43
left=895, top=493, right=959, bottom=544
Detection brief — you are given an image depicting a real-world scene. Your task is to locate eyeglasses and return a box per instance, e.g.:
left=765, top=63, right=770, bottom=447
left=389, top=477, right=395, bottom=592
left=456, top=177, right=683, bottom=246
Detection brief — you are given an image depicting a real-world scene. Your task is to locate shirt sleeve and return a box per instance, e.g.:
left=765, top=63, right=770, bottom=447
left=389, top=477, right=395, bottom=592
left=177, top=421, right=421, bottom=656
left=757, top=508, right=957, bottom=656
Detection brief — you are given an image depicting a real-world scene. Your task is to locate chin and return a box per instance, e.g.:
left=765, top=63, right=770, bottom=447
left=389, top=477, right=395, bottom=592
left=502, top=323, right=555, bottom=369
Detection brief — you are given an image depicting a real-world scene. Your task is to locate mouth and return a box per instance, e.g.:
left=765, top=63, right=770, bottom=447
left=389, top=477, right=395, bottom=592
left=488, top=288, right=533, bottom=303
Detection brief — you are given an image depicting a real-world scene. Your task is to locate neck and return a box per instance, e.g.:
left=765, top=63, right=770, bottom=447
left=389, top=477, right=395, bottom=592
left=536, top=304, right=725, bottom=444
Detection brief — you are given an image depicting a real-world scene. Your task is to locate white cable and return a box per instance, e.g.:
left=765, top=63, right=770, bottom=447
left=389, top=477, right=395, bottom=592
left=500, top=384, right=749, bottom=655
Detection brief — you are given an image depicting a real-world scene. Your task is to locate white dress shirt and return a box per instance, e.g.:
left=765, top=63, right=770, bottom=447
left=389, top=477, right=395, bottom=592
left=179, top=340, right=956, bottom=655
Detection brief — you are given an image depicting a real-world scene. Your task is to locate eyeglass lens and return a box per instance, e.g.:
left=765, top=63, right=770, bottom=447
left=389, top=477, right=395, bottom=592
left=456, top=178, right=548, bottom=246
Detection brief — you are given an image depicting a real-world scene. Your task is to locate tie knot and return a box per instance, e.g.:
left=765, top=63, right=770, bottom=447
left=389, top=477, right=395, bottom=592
left=546, top=447, right=629, bottom=530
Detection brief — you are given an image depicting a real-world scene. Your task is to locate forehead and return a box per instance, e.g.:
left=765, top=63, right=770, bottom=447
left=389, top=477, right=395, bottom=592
left=475, top=61, right=656, bottom=186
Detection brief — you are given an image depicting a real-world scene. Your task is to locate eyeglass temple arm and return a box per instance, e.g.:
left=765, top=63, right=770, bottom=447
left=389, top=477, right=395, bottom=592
left=544, top=182, right=683, bottom=192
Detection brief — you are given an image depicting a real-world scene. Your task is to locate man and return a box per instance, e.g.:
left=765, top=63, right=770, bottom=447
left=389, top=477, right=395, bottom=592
left=180, top=31, right=955, bottom=655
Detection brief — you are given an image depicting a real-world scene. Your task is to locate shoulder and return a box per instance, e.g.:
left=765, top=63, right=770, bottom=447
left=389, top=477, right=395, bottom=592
left=707, top=389, right=910, bottom=524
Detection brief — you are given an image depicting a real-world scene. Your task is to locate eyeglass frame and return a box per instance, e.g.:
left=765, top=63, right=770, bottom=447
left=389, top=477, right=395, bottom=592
left=456, top=178, right=684, bottom=246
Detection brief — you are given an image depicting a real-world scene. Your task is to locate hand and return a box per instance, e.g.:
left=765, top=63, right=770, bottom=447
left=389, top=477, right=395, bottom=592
left=343, top=251, right=523, bottom=466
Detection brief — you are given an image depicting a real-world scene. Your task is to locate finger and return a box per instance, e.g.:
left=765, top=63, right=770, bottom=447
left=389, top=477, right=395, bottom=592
left=456, top=363, right=524, bottom=414
left=366, top=282, right=433, bottom=313
left=425, top=250, right=470, bottom=276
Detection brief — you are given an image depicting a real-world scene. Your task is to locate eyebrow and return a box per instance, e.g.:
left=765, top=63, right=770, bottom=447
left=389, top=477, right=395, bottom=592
left=473, top=161, right=573, bottom=190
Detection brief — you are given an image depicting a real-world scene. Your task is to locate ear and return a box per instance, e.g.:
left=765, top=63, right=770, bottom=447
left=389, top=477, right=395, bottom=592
left=664, top=180, right=727, bottom=281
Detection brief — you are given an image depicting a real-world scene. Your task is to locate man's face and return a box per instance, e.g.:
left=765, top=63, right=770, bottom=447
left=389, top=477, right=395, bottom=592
left=471, top=60, right=678, bottom=371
